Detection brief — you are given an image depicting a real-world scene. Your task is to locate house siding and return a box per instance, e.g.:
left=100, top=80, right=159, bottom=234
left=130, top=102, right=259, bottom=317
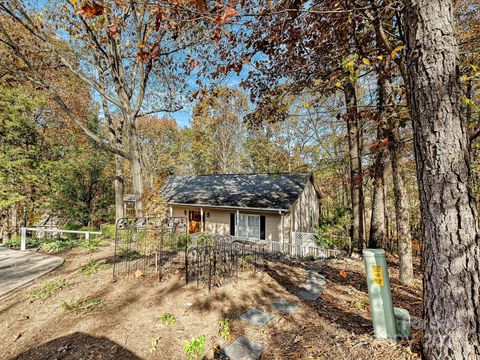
left=170, top=205, right=282, bottom=242
left=290, top=179, right=320, bottom=234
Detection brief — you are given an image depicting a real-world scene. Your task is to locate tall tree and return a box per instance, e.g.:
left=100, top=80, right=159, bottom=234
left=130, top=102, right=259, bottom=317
left=403, top=0, right=480, bottom=357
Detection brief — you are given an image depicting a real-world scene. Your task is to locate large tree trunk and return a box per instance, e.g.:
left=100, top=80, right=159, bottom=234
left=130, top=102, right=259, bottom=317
left=345, top=82, right=365, bottom=251
left=404, top=0, right=480, bottom=358
left=114, top=154, right=125, bottom=222
left=128, top=123, right=144, bottom=219
left=387, top=118, right=414, bottom=284
left=369, top=131, right=387, bottom=249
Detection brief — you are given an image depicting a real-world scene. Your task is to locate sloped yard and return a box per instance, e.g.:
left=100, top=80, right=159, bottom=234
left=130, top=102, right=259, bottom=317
left=0, top=240, right=422, bottom=359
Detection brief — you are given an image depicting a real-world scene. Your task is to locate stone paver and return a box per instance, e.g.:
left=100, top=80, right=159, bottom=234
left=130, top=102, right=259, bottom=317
left=240, top=308, right=274, bottom=328
left=297, top=291, right=320, bottom=301
left=270, top=298, right=299, bottom=315
left=302, top=283, right=325, bottom=293
left=220, top=336, right=265, bottom=360
left=309, top=276, right=326, bottom=286
left=0, top=247, right=64, bottom=297
left=307, top=270, right=325, bottom=279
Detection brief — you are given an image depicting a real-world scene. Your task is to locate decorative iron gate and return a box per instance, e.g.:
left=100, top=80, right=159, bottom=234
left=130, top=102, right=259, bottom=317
left=112, top=217, right=188, bottom=280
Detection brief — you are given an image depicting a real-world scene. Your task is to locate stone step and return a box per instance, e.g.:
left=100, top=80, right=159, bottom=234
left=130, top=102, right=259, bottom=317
left=220, top=336, right=265, bottom=360
left=240, top=308, right=274, bottom=328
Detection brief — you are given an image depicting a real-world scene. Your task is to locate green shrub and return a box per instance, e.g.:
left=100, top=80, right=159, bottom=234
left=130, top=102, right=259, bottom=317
left=3, top=236, right=42, bottom=249
left=60, top=223, right=83, bottom=240
left=79, top=237, right=101, bottom=252
left=100, top=224, right=116, bottom=240
left=177, top=232, right=192, bottom=248
left=28, top=278, right=69, bottom=301
left=78, top=260, right=105, bottom=275
left=316, top=206, right=351, bottom=250
left=183, top=335, right=206, bottom=360
left=60, top=297, right=102, bottom=315
left=40, top=238, right=77, bottom=253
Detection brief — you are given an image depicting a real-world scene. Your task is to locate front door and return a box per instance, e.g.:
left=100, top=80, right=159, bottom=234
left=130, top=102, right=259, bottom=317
left=189, top=210, right=202, bottom=234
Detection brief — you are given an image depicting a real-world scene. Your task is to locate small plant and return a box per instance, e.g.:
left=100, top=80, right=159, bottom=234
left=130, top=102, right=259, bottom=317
left=150, top=337, right=160, bottom=353
left=28, top=278, right=69, bottom=301
left=60, top=297, right=102, bottom=315
left=158, top=313, right=176, bottom=327
left=219, top=318, right=230, bottom=340
left=183, top=335, right=206, bottom=360
left=40, top=238, right=77, bottom=253
left=79, top=237, right=101, bottom=252
left=78, top=260, right=105, bottom=276
left=3, top=236, right=42, bottom=249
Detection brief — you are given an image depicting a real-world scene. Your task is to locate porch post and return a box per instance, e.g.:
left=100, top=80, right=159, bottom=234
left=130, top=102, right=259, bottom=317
left=200, top=207, right=204, bottom=232
left=169, top=206, right=173, bottom=217
left=235, top=210, right=239, bottom=238
left=280, top=211, right=285, bottom=253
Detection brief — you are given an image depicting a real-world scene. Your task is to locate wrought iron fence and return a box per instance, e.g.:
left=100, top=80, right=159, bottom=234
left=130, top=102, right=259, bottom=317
left=112, top=217, right=188, bottom=280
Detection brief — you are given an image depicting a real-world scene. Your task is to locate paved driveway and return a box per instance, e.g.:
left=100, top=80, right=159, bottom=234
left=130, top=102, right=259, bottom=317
left=0, top=247, right=64, bottom=297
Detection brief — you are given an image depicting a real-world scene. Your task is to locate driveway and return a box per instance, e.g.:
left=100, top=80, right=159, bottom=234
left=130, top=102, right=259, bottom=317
left=0, top=247, right=64, bottom=297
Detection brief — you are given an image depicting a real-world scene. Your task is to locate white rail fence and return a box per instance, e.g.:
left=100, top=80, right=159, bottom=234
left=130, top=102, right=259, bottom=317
left=20, top=227, right=102, bottom=251
left=190, top=231, right=340, bottom=259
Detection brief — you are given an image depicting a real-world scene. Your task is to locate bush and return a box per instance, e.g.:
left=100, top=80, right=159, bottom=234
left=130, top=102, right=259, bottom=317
left=40, top=238, right=77, bottom=253
left=100, top=224, right=116, bottom=240
left=79, top=237, right=101, bottom=252
left=60, top=223, right=83, bottom=240
left=3, top=236, right=42, bottom=249
left=176, top=232, right=192, bottom=248
left=316, top=206, right=351, bottom=250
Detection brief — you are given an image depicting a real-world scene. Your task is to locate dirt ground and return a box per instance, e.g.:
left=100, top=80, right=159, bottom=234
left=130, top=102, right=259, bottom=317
left=0, top=241, right=422, bottom=359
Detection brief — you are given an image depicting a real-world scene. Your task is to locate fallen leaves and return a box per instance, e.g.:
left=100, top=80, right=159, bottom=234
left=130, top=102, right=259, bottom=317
left=340, top=269, right=347, bottom=279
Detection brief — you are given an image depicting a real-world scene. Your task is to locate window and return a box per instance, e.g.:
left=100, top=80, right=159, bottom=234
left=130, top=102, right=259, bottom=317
left=238, top=214, right=260, bottom=240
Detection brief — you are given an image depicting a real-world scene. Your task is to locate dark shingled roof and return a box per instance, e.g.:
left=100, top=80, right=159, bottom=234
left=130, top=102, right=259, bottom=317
left=161, top=173, right=313, bottom=210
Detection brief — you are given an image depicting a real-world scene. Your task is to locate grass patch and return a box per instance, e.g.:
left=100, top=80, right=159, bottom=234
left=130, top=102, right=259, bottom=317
left=60, top=297, right=102, bottom=315
left=28, top=278, right=69, bottom=301
left=40, top=238, right=77, bottom=253
left=78, top=260, right=106, bottom=276
left=158, top=313, right=176, bottom=327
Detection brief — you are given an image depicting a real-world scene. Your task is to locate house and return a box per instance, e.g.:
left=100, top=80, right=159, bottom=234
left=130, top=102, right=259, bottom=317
left=161, top=173, right=321, bottom=247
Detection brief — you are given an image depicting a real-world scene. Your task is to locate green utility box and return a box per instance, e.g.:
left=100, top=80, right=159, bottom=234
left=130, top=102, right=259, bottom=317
left=363, top=249, right=397, bottom=339
left=394, top=307, right=412, bottom=339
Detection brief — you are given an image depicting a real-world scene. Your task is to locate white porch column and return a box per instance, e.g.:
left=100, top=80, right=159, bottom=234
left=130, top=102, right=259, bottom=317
left=280, top=211, right=285, bottom=253
left=200, top=207, right=204, bottom=232
left=235, top=210, right=240, bottom=238
left=169, top=205, right=173, bottom=217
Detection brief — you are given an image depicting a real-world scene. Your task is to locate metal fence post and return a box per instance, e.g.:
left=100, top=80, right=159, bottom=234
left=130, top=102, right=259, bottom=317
left=21, top=227, right=27, bottom=251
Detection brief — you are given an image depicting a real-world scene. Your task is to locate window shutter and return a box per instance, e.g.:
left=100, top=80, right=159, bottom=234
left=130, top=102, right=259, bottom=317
left=260, top=215, right=266, bottom=240
left=230, top=213, right=235, bottom=236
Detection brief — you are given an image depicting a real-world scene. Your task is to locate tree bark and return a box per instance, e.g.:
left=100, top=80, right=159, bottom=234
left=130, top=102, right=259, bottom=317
left=404, top=0, right=480, bottom=357
left=128, top=122, right=144, bottom=218
left=345, top=82, right=365, bottom=251
left=369, top=132, right=387, bottom=249
left=387, top=118, right=414, bottom=284
left=114, top=154, right=125, bottom=222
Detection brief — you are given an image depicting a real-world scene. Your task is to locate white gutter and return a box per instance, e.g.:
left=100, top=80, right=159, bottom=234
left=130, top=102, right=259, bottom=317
left=166, top=202, right=289, bottom=213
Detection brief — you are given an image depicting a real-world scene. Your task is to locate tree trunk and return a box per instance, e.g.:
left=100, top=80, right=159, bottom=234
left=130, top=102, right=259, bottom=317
left=10, top=203, right=18, bottom=237
left=387, top=119, right=413, bottom=284
left=369, top=130, right=387, bottom=249
left=128, top=123, right=144, bottom=218
left=369, top=72, right=389, bottom=249
left=114, top=154, right=125, bottom=222
left=345, top=82, right=365, bottom=251
left=404, top=0, right=480, bottom=358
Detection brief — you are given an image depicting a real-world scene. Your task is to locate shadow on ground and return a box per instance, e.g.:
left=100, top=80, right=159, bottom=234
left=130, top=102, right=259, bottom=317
left=10, top=332, right=140, bottom=360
